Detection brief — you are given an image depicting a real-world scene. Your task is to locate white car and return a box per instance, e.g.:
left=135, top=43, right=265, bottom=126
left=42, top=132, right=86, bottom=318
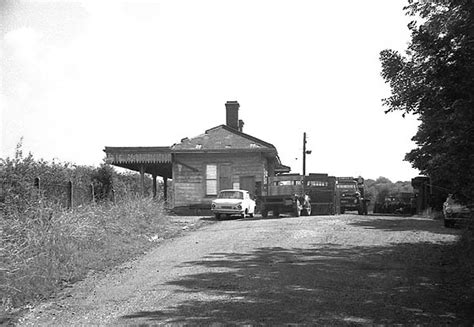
left=211, top=189, right=256, bottom=220
left=443, top=194, right=472, bottom=228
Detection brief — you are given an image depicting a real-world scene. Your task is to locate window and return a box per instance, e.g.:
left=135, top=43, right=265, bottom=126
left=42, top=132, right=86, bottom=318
left=206, top=164, right=217, bottom=195
left=273, top=180, right=302, bottom=186
left=307, top=181, right=328, bottom=187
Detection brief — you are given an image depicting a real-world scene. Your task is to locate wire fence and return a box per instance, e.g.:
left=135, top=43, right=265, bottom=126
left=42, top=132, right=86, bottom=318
left=33, top=177, right=104, bottom=209
left=30, top=177, right=171, bottom=210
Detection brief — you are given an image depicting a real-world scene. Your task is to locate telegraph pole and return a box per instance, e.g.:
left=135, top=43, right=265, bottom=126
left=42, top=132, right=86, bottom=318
left=303, top=132, right=307, bottom=176
left=302, top=132, right=312, bottom=176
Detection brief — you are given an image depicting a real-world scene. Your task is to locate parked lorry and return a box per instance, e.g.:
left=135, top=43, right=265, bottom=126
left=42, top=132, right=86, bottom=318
left=305, top=173, right=338, bottom=215
left=336, top=176, right=369, bottom=215
left=259, top=174, right=311, bottom=217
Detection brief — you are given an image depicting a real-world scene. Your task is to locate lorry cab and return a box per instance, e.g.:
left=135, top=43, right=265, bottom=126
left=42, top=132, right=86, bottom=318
left=336, top=177, right=368, bottom=215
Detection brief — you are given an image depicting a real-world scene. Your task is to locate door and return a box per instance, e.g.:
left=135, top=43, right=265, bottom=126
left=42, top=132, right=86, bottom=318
left=219, top=164, right=232, bottom=191
left=240, top=176, right=256, bottom=197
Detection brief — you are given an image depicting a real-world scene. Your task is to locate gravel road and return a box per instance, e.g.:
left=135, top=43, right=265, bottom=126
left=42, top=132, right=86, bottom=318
left=18, top=214, right=471, bottom=325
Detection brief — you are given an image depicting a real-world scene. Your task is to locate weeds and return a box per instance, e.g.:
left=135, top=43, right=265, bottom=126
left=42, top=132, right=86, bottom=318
left=1, top=143, right=173, bottom=311
left=0, top=197, right=172, bottom=311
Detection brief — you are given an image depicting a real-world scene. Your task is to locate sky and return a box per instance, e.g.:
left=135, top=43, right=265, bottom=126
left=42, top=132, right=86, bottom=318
left=1, top=0, right=421, bottom=182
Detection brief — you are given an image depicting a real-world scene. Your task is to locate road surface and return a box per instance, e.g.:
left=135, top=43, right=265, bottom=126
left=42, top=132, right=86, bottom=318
left=19, top=214, right=472, bottom=325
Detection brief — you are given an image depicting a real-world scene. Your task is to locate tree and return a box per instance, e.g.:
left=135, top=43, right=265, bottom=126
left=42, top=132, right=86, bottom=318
left=91, top=164, right=115, bottom=201
left=380, top=0, right=474, bottom=205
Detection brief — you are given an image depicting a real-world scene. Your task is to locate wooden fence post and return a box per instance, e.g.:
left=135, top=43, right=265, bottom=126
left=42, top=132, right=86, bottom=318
left=140, top=165, right=145, bottom=197
left=163, top=177, right=168, bottom=202
left=152, top=174, right=157, bottom=199
left=34, top=177, right=41, bottom=190
left=90, top=183, right=95, bottom=203
left=111, top=189, right=115, bottom=204
left=67, top=180, right=73, bottom=209
left=34, top=177, right=41, bottom=202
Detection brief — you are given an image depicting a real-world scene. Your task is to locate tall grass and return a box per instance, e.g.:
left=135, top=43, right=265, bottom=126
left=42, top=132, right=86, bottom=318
left=1, top=143, right=178, bottom=313
left=1, top=197, right=173, bottom=310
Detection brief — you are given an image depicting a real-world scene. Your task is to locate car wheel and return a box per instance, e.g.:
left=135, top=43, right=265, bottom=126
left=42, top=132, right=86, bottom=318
left=262, top=210, right=268, bottom=218
left=215, top=213, right=221, bottom=220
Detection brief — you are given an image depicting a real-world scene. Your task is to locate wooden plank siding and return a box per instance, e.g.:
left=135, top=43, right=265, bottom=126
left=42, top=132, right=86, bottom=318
left=172, top=152, right=272, bottom=208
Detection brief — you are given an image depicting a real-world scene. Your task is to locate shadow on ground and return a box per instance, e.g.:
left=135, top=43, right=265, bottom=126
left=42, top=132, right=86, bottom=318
left=121, top=241, right=473, bottom=325
left=349, top=216, right=458, bottom=235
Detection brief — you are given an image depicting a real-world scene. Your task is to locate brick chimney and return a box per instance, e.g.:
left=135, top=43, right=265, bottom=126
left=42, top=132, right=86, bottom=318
left=225, top=101, right=240, bottom=131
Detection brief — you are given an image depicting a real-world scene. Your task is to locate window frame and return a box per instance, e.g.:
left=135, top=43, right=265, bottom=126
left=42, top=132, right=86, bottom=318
left=205, top=164, right=218, bottom=196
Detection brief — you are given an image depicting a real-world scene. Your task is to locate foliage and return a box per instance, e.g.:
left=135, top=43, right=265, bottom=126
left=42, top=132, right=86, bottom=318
left=0, top=143, right=174, bottom=312
left=0, top=141, right=155, bottom=210
left=365, top=177, right=414, bottom=204
left=1, top=197, right=171, bottom=310
left=379, top=0, right=474, bottom=205
left=1, top=140, right=75, bottom=216
left=91, top=164, right=115, bottom=201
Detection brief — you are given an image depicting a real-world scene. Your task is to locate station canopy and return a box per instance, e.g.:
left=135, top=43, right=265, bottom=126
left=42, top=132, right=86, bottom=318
left=104, top=146, right=172, bottom=178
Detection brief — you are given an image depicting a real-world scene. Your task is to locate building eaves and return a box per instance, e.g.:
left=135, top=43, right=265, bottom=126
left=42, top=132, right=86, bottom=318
left=104, top=146, right=171, bottom=153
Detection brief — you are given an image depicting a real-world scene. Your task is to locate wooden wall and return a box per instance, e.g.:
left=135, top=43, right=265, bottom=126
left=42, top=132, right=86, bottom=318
left=172, top=152, right=271, bottom=208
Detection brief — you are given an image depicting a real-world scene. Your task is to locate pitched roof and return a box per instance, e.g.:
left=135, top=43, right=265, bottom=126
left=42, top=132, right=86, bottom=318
left=171, top=124, right=277, bottom=153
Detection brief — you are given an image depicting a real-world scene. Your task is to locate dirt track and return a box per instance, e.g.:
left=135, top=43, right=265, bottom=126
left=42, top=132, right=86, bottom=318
left=18, top=214, right=473, bottom=325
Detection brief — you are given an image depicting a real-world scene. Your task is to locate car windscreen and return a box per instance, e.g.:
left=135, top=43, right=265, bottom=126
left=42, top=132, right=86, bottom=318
left=218, top=191, right=243, bottom=199
left=337, top=184, right=357, bottom=191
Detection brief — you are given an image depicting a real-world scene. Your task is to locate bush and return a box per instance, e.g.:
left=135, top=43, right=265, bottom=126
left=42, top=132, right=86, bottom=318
left=0, top=143, right=170, bottom=311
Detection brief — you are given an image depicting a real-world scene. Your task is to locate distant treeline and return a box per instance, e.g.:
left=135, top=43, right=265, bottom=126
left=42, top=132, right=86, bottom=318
left=365, top=177, right=414, bottom=205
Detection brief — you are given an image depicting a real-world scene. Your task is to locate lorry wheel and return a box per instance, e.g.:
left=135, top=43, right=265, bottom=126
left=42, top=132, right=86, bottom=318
left=273, top=209, right=280, bottom=218
left=303, top=207, right=312, bottom=216
left=294, top=200, right=302, bottom=217
left=341, top=208, right=345, bottom=214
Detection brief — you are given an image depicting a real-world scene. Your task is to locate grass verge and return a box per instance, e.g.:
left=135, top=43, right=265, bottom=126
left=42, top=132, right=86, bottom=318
left=1, top=198, right=209, bottom=322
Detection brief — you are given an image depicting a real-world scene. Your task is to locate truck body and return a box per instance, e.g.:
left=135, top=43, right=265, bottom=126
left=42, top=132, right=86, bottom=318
left=305, top=173, right=338, bottom=215
left=259, top=174, right=311, bottom=217
left=336, top=176, right=369, bottom=215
